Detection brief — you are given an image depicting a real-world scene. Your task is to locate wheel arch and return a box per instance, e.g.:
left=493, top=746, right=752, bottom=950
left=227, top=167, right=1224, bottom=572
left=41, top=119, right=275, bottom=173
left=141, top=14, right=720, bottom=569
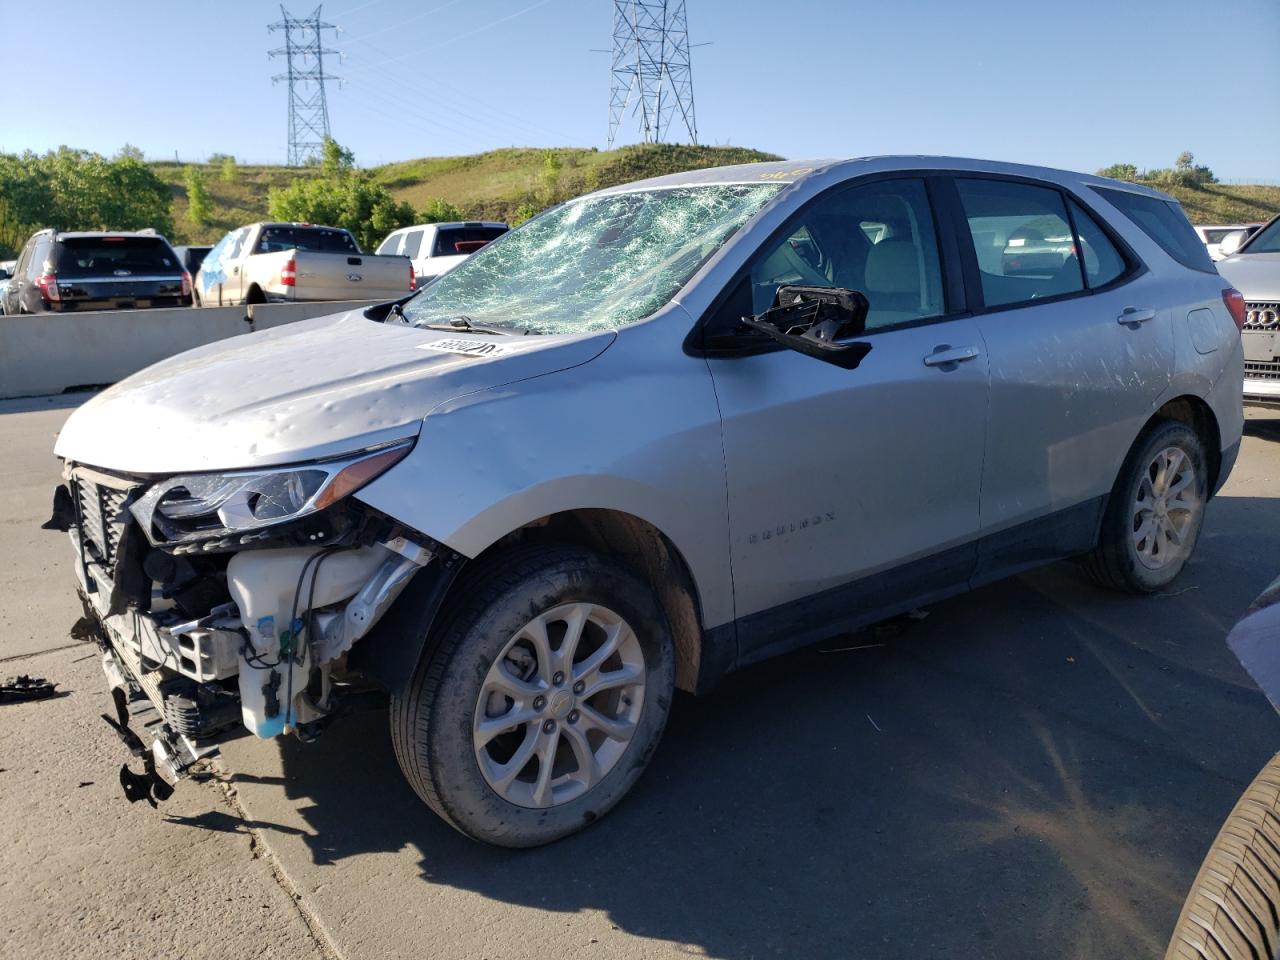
left=1146, top=394, right=1222, bottom=493
left=475, top=508, right=712, bottom=694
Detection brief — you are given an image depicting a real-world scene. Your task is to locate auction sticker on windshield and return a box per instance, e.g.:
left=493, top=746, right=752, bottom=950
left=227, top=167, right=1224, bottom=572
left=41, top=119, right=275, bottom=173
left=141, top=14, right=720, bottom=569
left=417, top=338, right=509, bottom=358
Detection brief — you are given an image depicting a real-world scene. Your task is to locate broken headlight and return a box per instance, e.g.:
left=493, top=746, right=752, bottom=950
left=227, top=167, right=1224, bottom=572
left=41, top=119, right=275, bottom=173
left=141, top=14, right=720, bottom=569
left=131, top=440, right=413, bottom=546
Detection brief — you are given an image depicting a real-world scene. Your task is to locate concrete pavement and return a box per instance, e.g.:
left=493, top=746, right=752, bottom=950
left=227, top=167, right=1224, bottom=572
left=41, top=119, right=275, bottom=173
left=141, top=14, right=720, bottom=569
left=3, top=396, right=1280, bottom=959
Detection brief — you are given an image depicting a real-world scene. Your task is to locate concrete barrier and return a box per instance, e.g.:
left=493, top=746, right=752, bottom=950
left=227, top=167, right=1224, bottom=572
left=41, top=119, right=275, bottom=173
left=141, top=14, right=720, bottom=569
left=0, top=300, right=379, bottom=400
left=246, top=299, right=377, bottom=330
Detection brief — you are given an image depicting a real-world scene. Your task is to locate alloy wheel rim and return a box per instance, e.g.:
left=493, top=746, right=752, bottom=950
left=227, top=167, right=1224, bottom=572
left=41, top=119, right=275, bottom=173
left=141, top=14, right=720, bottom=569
left=473, top=602, right=646, bottom=809
left=1131, top=445, right=1200, bottom=571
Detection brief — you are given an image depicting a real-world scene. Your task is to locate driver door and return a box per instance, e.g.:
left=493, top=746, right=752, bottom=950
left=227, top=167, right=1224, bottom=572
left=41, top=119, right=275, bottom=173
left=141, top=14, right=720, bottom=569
left=703, top=176, right=991, bottom=661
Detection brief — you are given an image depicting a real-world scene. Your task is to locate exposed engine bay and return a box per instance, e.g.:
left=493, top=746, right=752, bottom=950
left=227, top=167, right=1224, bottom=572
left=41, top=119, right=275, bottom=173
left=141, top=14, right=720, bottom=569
left=45, top=446, right=451, bottom=805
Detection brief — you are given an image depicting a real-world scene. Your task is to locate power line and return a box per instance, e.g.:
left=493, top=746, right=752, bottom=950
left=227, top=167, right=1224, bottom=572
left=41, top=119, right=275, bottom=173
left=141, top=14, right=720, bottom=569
left=340, top=33, right=577, bottom=144
left=269, top=5, right=340, bottom=166
left=340, top=0, right=558, bottom=79
left=339, top=0, right=467, bottom=45
left=608, top=0, right=699, bottom=148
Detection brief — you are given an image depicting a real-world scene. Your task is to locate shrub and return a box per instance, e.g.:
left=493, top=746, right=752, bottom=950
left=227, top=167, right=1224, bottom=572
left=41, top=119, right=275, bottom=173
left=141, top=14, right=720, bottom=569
left=184, top=165, right=213, bottom=226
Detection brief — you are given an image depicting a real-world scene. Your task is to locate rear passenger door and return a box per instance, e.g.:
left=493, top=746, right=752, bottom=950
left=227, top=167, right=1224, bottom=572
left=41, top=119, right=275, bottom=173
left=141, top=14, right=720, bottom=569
left=946, top=176, right=1175, bottom=581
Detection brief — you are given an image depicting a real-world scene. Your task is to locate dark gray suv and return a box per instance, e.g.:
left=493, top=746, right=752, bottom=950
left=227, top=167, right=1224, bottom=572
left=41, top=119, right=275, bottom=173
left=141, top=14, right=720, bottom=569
left=2, top=229, right=191, bottom=314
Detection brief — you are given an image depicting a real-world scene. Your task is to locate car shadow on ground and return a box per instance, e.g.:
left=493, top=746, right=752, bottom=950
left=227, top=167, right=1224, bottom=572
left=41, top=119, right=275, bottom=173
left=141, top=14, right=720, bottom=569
left=204, top=442, right=1280, bottom=958
left=180, top=409, right=1280, bottom=957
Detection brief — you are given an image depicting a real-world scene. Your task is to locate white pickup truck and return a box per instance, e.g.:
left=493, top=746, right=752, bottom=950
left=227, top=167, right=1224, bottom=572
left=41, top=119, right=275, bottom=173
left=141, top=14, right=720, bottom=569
left=375, top=221, right=507, bottom=284
left=194, top=222, right=414, bottom=306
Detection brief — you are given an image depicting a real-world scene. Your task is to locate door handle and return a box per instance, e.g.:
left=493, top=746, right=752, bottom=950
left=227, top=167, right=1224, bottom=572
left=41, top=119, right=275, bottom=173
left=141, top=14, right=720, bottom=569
left=923, top=345, right=981, bottom=367
left=1117, top=306, right=1156, bottom=325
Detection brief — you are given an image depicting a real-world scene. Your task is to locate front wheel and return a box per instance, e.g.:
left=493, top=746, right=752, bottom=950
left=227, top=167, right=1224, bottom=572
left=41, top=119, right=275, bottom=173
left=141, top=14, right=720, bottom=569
left=390, top=545, right=675, bottom=848
left=1084, top=419, right=1208, bottom=593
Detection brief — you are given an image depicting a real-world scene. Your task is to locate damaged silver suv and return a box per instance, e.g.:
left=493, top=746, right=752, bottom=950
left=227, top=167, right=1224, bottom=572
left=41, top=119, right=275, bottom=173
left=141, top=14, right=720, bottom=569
left=49, top=158, right=1245, bottom=847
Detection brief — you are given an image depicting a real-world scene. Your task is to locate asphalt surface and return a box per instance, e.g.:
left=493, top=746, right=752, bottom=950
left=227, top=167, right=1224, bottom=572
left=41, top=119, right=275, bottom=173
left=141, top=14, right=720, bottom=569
left=3, top=394, right=1280, bottom=960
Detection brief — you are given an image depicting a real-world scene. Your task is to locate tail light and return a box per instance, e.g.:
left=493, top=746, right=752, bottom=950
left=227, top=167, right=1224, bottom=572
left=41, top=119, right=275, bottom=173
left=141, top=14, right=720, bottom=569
left=280, top=257, right=297, bottom=287
left=409, top=263, right=416, bottom=291
left=1223, top=287, right=1246, bottom=331
left=181, top=271, right=192, bottom=298
left=36, top=273, right=61, bottom=303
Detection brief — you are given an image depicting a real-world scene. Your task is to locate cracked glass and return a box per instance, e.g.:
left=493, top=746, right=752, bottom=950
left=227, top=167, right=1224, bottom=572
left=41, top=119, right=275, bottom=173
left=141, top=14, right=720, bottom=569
left=399, top=184, right=784, bottom=335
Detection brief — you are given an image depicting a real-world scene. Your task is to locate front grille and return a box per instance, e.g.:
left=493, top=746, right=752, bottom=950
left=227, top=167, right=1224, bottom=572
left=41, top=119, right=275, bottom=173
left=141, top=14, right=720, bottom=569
left=1245, top=360, right=1280, bottom=382
left=1245, top=302, right=1280, bottom=331
left=72, top=472, right=137, bottom=566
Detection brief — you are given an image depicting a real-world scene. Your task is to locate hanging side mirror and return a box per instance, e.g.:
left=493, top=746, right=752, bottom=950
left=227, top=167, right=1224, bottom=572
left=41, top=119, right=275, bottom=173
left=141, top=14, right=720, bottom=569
left=740, top=285, right=872, bottom=369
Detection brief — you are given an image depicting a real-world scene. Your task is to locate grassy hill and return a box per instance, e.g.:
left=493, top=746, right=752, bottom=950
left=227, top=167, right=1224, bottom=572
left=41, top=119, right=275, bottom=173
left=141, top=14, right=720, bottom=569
left=153, top=145, right=1280, bottom=246
left=155, top=144, right=783, bottom=244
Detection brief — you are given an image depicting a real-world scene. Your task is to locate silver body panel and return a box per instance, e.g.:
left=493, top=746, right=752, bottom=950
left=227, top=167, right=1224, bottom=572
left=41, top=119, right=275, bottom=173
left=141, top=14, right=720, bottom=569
left=57, top=155, right=1245, bottom=678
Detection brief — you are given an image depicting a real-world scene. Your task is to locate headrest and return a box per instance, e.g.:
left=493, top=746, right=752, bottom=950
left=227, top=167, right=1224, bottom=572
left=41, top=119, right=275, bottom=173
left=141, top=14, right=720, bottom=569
left=864, top=240, right=920, bottom=296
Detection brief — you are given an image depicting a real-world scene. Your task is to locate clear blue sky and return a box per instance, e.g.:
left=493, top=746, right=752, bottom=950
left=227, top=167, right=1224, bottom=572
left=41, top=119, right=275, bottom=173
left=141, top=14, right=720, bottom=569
left=2, top=0, right=1277, bottom=180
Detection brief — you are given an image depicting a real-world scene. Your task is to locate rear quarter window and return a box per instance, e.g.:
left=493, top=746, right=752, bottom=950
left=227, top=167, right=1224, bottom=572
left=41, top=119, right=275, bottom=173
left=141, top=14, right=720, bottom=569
left=1092, top=187, right=1215, bottom=274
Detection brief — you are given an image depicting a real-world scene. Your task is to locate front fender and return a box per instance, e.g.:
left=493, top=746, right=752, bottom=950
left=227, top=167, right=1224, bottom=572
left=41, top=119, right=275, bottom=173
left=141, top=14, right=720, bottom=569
left=354, top=315, right=735, bottom=630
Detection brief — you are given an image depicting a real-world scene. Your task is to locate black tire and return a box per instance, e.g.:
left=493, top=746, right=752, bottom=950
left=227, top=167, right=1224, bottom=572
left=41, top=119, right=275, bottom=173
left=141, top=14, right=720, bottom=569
left=390, top=544, right=675, bottom=848
left=245, top=285, right=265, bottom=305
left=1166, top=752, right=1280, bottom=959
left=1084, top=419, right=1208, bottom=593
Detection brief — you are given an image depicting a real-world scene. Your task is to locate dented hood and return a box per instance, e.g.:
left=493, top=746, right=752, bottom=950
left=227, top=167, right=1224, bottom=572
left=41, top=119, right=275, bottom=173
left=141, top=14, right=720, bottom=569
left=55, top=308, right=615, bottom=474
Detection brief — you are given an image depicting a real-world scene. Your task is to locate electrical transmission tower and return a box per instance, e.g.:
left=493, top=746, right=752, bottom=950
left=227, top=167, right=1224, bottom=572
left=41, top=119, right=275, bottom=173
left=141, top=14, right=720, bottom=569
left=268, top=5, right=339, bottom=166
left=608, top=1, right=698, bottom=148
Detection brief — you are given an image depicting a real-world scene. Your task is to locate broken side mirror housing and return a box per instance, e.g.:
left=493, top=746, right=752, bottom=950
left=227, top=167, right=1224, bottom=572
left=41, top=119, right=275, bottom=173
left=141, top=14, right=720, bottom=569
left=740, top=285, right=873, bottom=370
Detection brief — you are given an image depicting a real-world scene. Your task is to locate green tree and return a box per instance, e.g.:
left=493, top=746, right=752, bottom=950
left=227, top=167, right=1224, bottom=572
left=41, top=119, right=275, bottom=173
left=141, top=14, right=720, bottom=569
left=184, top=164, right=213, bottom=226
left=1098, top=163, right=1138, bottom=182
left=115, top=143, right=145, bottom=162
left=510, top=202, right=538, bottom=227
left=219, top=155, right=237, bottom=183
left=0, top=147, right=174, bottom=255
left=537, top=149, right=563, bottom=205
left=320, top=137, right=355, bottom=177
left=267, top=139, right=415, bottom=250
left=418, top=197, right=462, bottom=223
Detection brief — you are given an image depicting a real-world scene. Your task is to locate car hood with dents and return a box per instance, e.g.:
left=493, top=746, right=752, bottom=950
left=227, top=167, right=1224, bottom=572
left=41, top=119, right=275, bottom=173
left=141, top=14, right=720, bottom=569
left=55, top=308, right=615, bottom=474
left=1218, top=253, right=1280, bottom=301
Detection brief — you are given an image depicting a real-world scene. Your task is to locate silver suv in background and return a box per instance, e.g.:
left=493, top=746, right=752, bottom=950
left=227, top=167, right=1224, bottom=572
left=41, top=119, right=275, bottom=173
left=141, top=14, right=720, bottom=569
left=48, top=157, right=1244, bottom=847
left=1217, top=214, right=1280, bottom=406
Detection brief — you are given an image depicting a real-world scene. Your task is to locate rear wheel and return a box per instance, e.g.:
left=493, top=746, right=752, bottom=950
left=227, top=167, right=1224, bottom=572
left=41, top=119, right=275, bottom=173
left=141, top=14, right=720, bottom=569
left=390, top=545, right=675, bottom=848
left=1084, top=419, right=1208, bottom=593
left=1165, top=752, right=1280, bottom=959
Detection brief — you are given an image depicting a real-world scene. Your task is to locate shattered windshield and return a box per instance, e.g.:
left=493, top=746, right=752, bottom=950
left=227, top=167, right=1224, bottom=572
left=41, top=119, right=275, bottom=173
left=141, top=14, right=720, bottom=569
left=399, top=184, right=783, bottom=335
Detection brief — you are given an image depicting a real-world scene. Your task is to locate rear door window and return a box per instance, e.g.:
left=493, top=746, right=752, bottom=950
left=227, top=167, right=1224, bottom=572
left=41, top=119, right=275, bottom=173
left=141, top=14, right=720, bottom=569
left=956, top=178, right=1084, bottom=308
left=376, top=232, right=403, bottom=255
left=1092, top=187, right=1215, bottom=273
left=53, top=237, right=181, bottom=277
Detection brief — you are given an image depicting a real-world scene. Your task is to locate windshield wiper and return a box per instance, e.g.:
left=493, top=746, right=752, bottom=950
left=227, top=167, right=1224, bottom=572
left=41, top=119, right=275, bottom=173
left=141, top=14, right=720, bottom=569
left=418, top=315, right=540, bottom=336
